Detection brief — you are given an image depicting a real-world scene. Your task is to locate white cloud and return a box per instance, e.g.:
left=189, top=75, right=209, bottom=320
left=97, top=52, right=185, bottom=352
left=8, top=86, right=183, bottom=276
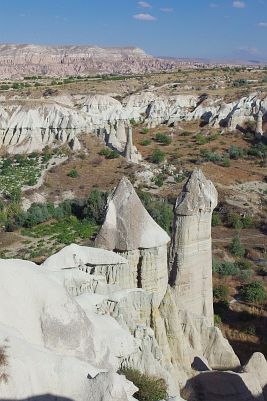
left=138, top=1, right=152, bottom=8
left=160, top=7, right=174, bottom=12
left=133, top=13, right=156, bottom=21
left=258, top=21, right=267, bottom=27
left=209, top=3, right=219, bottom=7
left=233, top=1, right=246, bottom=8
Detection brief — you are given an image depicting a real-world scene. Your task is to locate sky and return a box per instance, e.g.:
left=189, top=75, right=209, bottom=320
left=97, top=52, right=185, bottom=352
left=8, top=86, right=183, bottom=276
left=0, top=0, right=267, bottom=61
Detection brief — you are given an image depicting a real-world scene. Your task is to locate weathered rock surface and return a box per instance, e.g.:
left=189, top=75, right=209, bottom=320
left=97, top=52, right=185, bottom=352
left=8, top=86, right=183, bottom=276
left=0, top=44, right=177, bottom=78
left=95, top=176, right=170, bottom=306
left=1, top=171, right=263, bottom=401
left=169, top=169, right=218, bottom=326
left=0, top=259, right=137, bottom=400
left=184, top=370, right=265, bottom=401
left=0, top=91, right=266, bottom=155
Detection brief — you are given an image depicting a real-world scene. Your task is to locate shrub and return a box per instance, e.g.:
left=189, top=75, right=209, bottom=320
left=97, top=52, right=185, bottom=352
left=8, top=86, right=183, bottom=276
left=99, top=148, right=119, bottom=159
left=214, top=300, right=229, bottom=321
left=214, top=314, right=222, bottom=325
left=223, top=155, right=230, bottom=167
left=140, top=139, right=151, bottom=146
left=227, top=212, right=243, bottom=229
left=229, top=234, right=245, bottom=258
left=238, top=259, right=253, bottom=270
left=213, top=284, right=229, bottom=302
left=212, top=212, right=222, bottom=226
left=153, top=174, right=165, bottom=187
left=242, top=215, right=254, bottom=228
left=141, top=128, right=149, bottom=134
left=67, top=168, right=79, bottom=178
left=229, top=145, right=244, bottom=160
left=240, top=281, right=267, bottom=304
left=217, top=261, right=240, bottom=276
left=239, top=270, right=253, bottom=283
left=195, top=133, right=209, bottom=145
left=155, top=133, right=172, bottom=145
left=151, top=149, right=165, bottom=164
left=120, top=368, right=168, bottom=401
left=83, top=189, right=107, bottom=225
left=138, top=191, right=173, bottom=234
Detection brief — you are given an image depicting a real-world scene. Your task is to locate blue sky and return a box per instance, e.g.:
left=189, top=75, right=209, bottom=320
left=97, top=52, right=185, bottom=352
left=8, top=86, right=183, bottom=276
left=0, top=0, right=266, bottom=60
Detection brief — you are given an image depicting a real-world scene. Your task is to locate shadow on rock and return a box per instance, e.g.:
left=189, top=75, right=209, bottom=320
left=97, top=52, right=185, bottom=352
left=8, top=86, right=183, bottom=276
left=182, top=371, right=265, bottom=401
left=0, top=395, right=74, bottom=401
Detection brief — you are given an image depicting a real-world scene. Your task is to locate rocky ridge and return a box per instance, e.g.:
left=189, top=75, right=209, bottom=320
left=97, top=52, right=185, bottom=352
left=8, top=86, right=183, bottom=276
left=0, top=44, right=177, bottom=78
left=1, top=170, right=265, bottom=401
left=0, top=91, right=266, bottom=156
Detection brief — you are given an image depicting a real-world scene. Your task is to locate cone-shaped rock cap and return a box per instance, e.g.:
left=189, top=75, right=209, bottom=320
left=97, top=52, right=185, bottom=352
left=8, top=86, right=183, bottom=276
left=175, top=169, right=218, bottom=216
left=95, top=177, right=170, bottom=251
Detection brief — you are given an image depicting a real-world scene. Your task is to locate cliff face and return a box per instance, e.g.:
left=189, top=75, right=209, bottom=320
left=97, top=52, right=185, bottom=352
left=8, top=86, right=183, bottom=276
left=0, top=44, right=177, bottom=78
left=1, top=92, right=266, bottom=156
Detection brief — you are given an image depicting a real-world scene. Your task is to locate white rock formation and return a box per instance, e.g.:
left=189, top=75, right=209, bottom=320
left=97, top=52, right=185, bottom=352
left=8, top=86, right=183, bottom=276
left=169, top=169, right=217, bottom=325
left=0, top=170, right=253, bottom=401
left=124, top=126, right=142, bottom=164
left=1, top=91, right=266, bottom=156
left=95, top=176, right=170, bottom=306
left=0, top=259, right=137, bottom=400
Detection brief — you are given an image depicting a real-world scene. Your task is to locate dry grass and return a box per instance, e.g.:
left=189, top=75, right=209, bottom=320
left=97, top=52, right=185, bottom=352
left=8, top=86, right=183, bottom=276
left=0, top=345, right=9, bottom=384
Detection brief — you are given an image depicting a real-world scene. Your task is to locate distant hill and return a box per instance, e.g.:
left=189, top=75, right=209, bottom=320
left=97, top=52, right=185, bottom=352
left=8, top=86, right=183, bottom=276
left=0, top=43, right=177, bottom=78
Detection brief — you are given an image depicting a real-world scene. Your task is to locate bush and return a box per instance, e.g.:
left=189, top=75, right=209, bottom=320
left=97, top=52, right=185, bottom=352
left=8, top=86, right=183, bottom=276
left=153, top=174, right=165, bottom=187
left=99, top=148, right=119, bottom=159
left=223, top=155, right=230, bottom=167
left=83, top=189, right=107, bottom=224
left=155, top=133, right=172, bottom=145
left=195, top=133, right=209, bottom=145
left=138, top=191, right=173, bottom=234
left=151, top=149, right=165, bottom=164
left=213, top=284, right=229, bottom=301
left=140, top=139, right=151, bottom=146
left=238, top=259, right=253, bottom=270
left=67, top=168, right=79, bottom=178
left=141, top=128, right=149, bottom=134
left=120, top=368, right=168, bottom=401
left=217, top=261, right=240, bottom=276
left=239, top=270, right=253, bottom=283
left=228, top=145, right=244, bottom=160
left=227, top=212, right=243, bottom=229
left=229, top=234, right=245, bottom=257
left=240, top=281, right=267, bottom=304
left=214, top=314, right=222, bottom=325
left=212, top=212, right=222, bottom=226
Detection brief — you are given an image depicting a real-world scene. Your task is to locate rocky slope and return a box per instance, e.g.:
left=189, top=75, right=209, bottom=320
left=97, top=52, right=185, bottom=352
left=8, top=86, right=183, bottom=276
left=0, top=44, right=177, bottom=78
left=2, top=170, right=265, bottom=401
left=0, top=91, right=266, bottom=156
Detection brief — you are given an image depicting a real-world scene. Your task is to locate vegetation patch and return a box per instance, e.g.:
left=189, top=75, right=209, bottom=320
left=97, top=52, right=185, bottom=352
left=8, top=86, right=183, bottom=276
left=120, top=368, right=168, bottom=401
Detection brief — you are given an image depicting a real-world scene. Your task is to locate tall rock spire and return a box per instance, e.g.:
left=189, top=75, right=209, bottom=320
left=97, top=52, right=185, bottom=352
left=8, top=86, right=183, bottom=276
left=169, top=169, right=218, bottom=325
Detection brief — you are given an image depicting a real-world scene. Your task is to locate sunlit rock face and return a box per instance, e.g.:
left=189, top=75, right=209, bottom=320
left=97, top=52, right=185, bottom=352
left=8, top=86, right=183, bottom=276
left=169, top=169, right=218, bottom=326
left=0, top=171, right=244, bottom=401
left=95, top=176, right=170, bottom=306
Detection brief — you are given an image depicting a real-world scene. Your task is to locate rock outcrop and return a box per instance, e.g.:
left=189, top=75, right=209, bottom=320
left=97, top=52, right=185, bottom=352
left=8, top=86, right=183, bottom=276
left=1, top=91, right=266, bottom=155
left=169, top=169, right=218, bottom=325
left=95, top=177, right=170, bottom=306
left=0, top=259, right=137, bottom=400
left=1, top=171, right=262, bottom=401
left=183, top=352, right=267, bottom=401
